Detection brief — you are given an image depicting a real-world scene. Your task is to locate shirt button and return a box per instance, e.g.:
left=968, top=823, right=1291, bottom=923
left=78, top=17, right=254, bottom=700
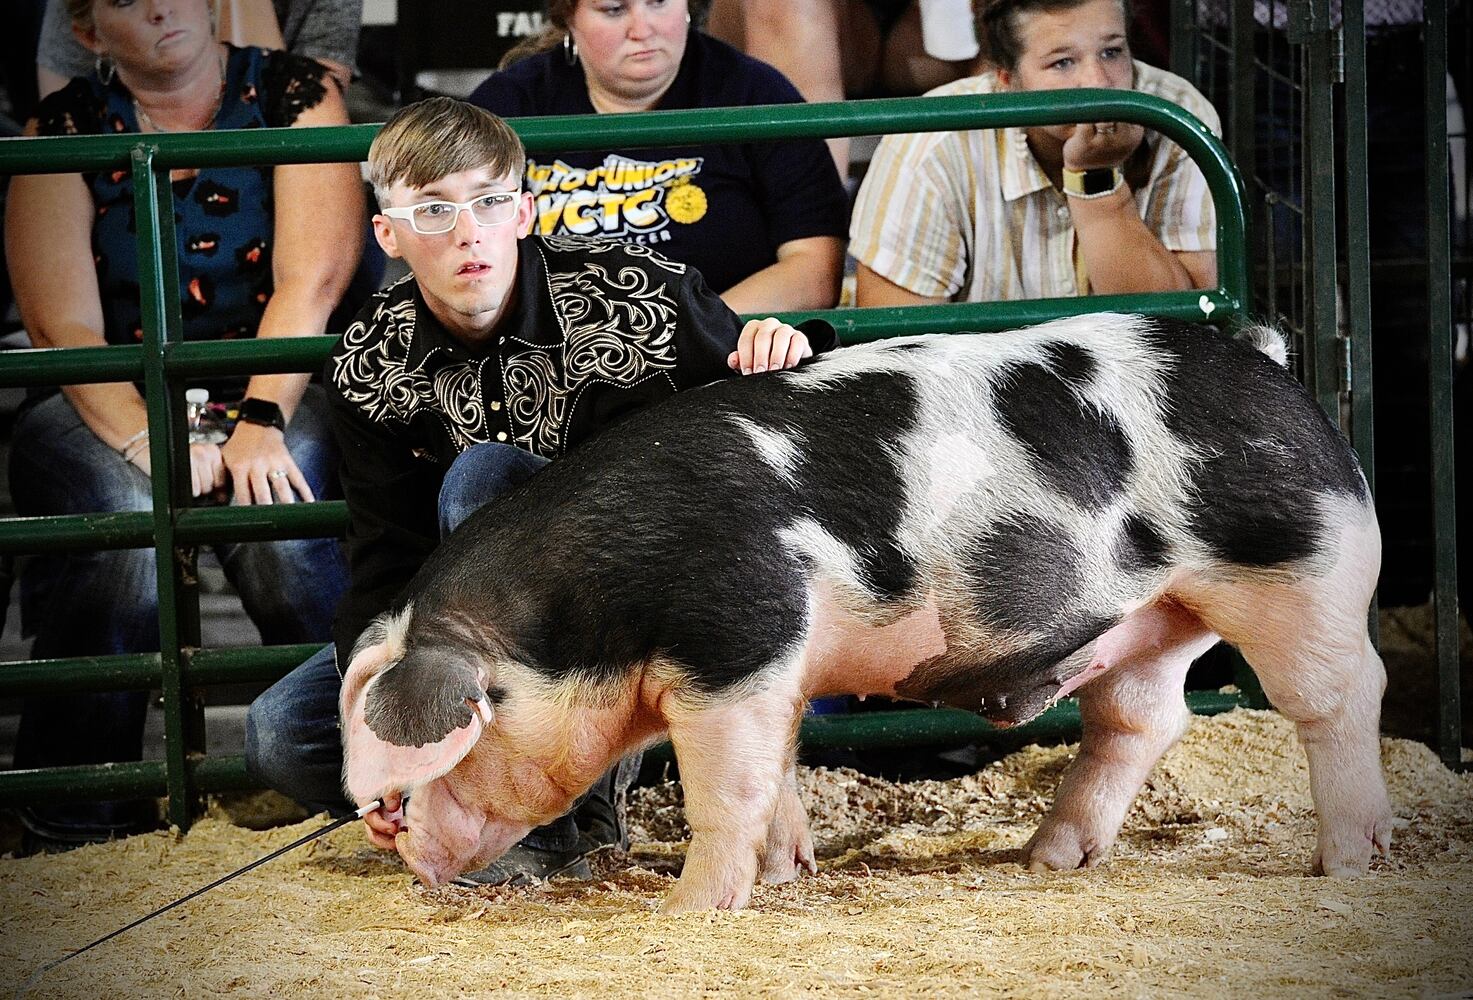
left=1056, top=206, right=1069, bottom=219
left=491, top=401, right=501, bottom=411
left=496, top=431, right=507, bottom=442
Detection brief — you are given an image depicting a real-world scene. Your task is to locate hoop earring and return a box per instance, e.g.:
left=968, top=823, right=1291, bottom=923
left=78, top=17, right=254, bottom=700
left=95, top=53, right=115, bottom=86
left=562, top=33, right=578, bottom=66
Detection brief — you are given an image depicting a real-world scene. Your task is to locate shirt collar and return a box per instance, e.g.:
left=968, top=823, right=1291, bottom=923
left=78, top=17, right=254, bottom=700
left=999, top=126, right=1054, bottom=202
left=403, top=237, right=560, bottom=374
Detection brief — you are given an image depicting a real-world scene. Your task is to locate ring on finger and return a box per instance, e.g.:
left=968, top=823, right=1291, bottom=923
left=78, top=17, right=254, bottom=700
left=268, top=468, right=288, bottom=480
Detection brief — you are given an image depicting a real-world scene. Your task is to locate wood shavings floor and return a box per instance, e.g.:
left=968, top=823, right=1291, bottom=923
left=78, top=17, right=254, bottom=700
left=1, top=709, right=1468, bottom=999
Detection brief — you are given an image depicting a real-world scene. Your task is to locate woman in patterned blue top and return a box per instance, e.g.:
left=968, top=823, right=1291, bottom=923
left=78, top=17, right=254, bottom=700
left=3, top=0, right=363, bottom=849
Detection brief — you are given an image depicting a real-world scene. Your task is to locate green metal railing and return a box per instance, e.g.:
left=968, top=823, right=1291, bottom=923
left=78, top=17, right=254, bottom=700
left=0, top=90, right=1251, bottom=825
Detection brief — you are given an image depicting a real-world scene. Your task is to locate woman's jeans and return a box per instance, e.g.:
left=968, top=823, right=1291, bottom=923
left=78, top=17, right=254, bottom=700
left=243, top=443, right=595, bottom=853
left=8, top=386, right=348, bottom=838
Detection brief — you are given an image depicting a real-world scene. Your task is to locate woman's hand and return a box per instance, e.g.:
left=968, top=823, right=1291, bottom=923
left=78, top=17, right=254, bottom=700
left=727, top=317, right=813, bottom=375
left=127, top=440, right=229, bottom=500
left=220, top=419, right=315, bottom=505
left=188, top=442, right=228, bottom=500
left=1062, top=121, right=1145, bottom=172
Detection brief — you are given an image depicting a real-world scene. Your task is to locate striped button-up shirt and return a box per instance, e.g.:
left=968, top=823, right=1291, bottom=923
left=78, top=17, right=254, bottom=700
left=850, top=61, right=1221, bottom=303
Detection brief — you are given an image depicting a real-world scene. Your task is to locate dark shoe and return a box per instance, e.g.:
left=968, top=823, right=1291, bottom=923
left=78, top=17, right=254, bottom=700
left=451, top=841, right=591, bottom=887
left=17, top=800, right=160, bottom=855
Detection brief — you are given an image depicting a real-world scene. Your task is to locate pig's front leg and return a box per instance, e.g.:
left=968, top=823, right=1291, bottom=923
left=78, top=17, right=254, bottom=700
left=759, top=763, right=817, bottom=885
left=1023, top=603, right=1217, bottom=872
left=663, top=684, right=804, bottom=912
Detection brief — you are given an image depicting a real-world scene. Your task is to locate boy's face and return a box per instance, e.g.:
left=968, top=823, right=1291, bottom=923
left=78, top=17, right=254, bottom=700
left=373, top=166, right=535, bottom=346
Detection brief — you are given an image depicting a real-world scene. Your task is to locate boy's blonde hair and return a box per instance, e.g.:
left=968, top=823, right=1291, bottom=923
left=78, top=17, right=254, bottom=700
left=368, top=97, right=526, bottom=208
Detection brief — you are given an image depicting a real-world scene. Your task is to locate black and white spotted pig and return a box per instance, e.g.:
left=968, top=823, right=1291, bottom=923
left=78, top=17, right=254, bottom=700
left=340, top=312, right=1392, bottom=911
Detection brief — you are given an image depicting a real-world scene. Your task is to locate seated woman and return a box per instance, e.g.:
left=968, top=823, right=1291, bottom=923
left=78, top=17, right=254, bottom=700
left=3, top=0, right=363, bottom=849
left=851, top=0, right=1220, bottom=306
left=466, top=0, right=848, bottom=315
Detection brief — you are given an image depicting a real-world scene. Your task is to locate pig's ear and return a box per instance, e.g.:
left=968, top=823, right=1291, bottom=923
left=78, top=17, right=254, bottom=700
left=341, top=642, right=493, bottom=805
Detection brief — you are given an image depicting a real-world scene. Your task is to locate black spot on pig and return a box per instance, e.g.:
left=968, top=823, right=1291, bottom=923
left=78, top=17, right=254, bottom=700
left=1140, top=318, right=1368, bottom=567
left=897, top=512, right=1119, bottom=721
left=363, top=645, right=486, bottom=748
left=702, top=368, right=922, bottom=602
left=780, top=370, right=922, bottom=600
left=1117, top=512, right=1170, bottom=570
left=1042, top=341, right=1098, bottom=393
left=959, top=513, right=1084, bottom=632
left=992, top=345, right=1132, bottom=510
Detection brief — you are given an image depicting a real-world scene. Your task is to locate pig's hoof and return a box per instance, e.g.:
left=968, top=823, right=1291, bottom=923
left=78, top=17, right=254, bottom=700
left=1313, top=812, right=1394, bottom=878
left=1021, top=823, right=1113, bottom=872
left=759, top=841, right=817, bottom=885
left=661, top=882, right=752, bottom=913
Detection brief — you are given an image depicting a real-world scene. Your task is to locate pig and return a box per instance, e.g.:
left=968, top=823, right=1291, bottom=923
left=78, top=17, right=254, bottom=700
left=339, top=312, right=1393, bottom=912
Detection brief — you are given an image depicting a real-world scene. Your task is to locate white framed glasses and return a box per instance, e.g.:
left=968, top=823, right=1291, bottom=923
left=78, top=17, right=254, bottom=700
left=381, top=191, right=521, bottom=235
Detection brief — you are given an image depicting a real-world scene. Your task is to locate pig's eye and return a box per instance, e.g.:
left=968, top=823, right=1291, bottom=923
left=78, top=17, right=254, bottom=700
left=485, top=685, right=508, bottom=705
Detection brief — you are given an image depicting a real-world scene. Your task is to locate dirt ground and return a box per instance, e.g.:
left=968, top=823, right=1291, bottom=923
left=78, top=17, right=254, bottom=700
left=0, top=708, right=1469, bottom=999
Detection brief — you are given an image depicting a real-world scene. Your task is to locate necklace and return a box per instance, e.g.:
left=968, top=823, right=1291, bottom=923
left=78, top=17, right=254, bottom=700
left=133, top=52, right=227, bottom=133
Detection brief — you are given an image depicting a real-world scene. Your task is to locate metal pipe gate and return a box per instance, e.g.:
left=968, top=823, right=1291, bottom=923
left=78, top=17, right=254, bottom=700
left=0, top=90, right=1251, bottom=829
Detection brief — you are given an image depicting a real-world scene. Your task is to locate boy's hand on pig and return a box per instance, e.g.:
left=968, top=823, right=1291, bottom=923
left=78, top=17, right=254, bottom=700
left=729, top=317, right=812, bottom=375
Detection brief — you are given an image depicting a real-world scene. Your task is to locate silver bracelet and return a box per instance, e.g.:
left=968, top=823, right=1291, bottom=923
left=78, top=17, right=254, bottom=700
left=118, top=427, right=149, bottom=458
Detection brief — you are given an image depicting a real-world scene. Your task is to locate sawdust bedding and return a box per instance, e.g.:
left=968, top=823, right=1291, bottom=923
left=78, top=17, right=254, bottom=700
left=1, top=708, right=1469, bottom=999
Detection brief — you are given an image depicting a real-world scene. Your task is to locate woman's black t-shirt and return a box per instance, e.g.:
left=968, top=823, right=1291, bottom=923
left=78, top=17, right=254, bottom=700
left=467, top=31, right=849, bottom=296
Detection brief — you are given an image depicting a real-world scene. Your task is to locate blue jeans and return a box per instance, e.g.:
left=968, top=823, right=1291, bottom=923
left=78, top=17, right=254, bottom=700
left=244, top=443, right=587, bottom=849
left=9, top=387, right=348, bottom=837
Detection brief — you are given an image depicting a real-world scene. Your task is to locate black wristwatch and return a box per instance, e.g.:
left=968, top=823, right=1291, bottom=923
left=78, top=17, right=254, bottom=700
left=1062, top=165, right=1125, bottom=199
left=238, top=397, right=286, bottom=431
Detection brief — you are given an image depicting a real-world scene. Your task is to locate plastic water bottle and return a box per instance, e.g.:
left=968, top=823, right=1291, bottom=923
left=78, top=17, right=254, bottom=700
left=185, top=388, right=227, bottom=444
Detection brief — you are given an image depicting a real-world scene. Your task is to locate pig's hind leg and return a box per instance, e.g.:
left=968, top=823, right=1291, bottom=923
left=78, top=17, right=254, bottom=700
left=1023, top=600, right=1219, bottom=872
left=1182, top=511, right=1393, bottom=877
left=662, top=677, right=807, bottom=912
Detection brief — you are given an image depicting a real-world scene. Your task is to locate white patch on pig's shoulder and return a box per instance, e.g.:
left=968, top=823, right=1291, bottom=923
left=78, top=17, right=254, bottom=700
left=926, top=433, right=994, bottom=523
left=725, top=414, right=802, bottom=485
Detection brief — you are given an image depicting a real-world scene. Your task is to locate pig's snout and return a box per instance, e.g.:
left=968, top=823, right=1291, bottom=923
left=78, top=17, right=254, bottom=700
left=396, top=829, right=456, bottom=888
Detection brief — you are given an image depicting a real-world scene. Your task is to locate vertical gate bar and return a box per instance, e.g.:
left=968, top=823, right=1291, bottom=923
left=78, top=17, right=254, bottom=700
left=1340, top=0, right=1374, bottom=487
left=1423, top=0, right=1461, bottom=769
left=1170, top=0, right=1197, bottom=81
left=1231, top=0, right=1257, bottom=201
left=1304, top=0, right=1341, bottom=423
left=1340, top=0, right=1378, bottom=646
left=131, top=147, right=206, bottom=830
